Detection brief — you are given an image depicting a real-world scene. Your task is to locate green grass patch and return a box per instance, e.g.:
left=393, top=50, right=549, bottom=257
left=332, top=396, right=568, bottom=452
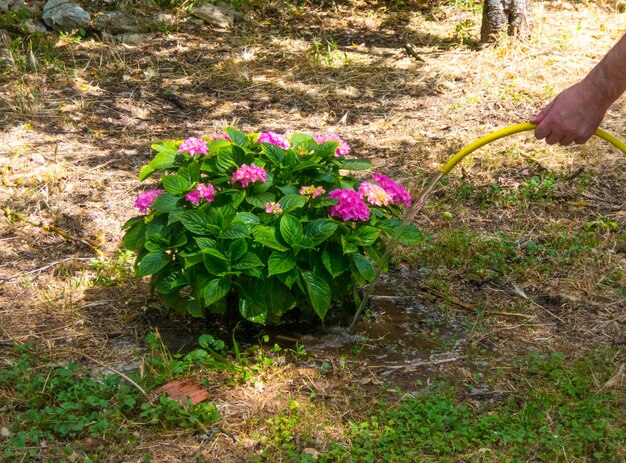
left=0, top=340, right=222, bottom=462
left=275, top=351, right=625, bottom=462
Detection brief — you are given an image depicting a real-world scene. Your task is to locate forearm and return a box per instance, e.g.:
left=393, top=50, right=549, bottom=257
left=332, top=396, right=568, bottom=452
left=583, top=33, right=626, bottom=108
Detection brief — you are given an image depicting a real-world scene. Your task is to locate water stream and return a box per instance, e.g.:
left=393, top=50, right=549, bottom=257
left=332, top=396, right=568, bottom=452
left=348, top=171, right=445, bottom=333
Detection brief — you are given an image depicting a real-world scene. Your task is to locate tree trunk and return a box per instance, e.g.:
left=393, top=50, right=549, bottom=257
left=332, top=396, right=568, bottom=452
left=481, top=0, right=531, bottom=43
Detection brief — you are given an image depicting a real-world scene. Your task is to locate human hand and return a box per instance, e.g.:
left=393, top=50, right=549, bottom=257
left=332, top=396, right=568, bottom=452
left=531, top=80, right=611, bottom=146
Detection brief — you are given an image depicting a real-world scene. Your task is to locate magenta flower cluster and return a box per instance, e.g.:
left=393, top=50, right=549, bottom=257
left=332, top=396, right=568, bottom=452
left=328, top=189, right=371, bottom=222
left=359, top=181, right=392, bottom=206
left=258, top=131, right=290, bottom=149
left=313, top=133, right=351, bottom=156
left=178, top=137, right=208, bottom=157
left=134, top=189, right=165, bottom=214
left=185, top=183, right=216, bottom=205
left=372, top=173, right=411, bottom=207
left=230, top=163, right=267, bottom=188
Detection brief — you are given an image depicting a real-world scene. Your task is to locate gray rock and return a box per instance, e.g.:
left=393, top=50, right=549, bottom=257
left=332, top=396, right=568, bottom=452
left=42, top=0, right=90, bottom=32
left=115, top=32, right=153, bottom=45
left=0, top=47, right=14, bottom=68
left=191, top=2, right=234, bottom=29
left=93, top=11, right=143, bottom=34
left=21, top=19, right=50, bottom=34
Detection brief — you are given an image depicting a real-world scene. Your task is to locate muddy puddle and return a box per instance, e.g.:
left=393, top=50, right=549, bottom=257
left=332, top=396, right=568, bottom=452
left=154, top=271, right=470, bottom=386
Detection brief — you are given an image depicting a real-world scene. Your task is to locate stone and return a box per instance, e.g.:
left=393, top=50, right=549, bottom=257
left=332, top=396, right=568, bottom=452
left=115, top=32, right=153, bottom=45
left=191, top=2, right=234, bottom=29
left=42, top=0, right=90, bottom=32
left=0, top=47, right=14, bottom=68
left=21, top=19, right=50, bottom=34
left=93, top=11, right=143, bottom=35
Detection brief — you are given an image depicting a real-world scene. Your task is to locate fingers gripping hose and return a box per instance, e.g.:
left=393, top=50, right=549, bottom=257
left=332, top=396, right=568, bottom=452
left=439, top=122, right=626, bottom=175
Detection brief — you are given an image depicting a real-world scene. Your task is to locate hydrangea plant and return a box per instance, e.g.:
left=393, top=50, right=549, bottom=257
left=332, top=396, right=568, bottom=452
left=122, top=128, right=422, bottom=323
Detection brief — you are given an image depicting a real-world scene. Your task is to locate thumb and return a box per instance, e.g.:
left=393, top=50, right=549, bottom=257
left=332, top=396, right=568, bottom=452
left=530, top=99, right=555, bottom=124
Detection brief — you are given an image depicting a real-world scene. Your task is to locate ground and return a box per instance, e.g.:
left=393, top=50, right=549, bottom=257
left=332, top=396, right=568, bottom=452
left=0, top=1, right=625, bottom=462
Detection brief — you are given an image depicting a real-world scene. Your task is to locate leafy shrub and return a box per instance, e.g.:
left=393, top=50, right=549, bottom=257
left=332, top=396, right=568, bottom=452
left=122, top=128, right=421, bottom=323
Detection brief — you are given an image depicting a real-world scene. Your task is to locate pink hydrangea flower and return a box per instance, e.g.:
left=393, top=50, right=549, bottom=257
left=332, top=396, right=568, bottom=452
left=212, top=134, right=230, bottom=141
left=134, top=189, right=165, bottom=214
left=372, top=173, right=411, bottom=207
left=178, top=137, right=208, bottom=157
left=359, top=181, right=392, bottom=206
left=258, top=131, right=290, bottom=149
left=230, top=163, right=267, bottom=188
left=265, top=202, right=283, bottom=214
left=314, top=133, right=351, bottom=156
left=327, top=189, right=370, bottom=222
left=185, top=183, right=216, bottom=205
left=299, top=185, right=326, bottom=199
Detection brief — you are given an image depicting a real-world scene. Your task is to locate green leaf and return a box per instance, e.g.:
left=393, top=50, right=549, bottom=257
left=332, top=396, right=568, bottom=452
left=261, top=143, right=285, bottom=166
left=149, top=148, right=179, bottom=169
left=304, top=219, right=338, bottom=245
left=139, top=165, right=156, bottom=181
left=397, top=224, right=424, bottom=244
left=267, top=279, right=297, bottom=319
left=352, top=226, right=380, bottom=246
left=202, top=247, right=228, bottom=261
left=290, top=132, right=315, bottom=147
left=162, top=174, right=191, bottom=195
left=292, top=160, right=320, bottom=173
left=340, top=158, right=374, bottom=171
left=315, top=141, right=341, bottom=159
left=195, top=237, right=218, bottom=249
left=246, top=192, right=275, bottom=209
left=277, top=268, right=300, bottom=289
left=351, top=253, right=376, bottom=282
left=209, top=138, right=231, bottom=157
left=219, top=223, right=250, bottom=239
left=278, top=194, right=307, bottom=213
left=137, top=251, right=171, bottom=277
left=233, top=253, right=264, bottom=269
left=228, top=239, right=248, bottom=261
left=280, top=214, right=304, bottom=248
left=216, top=151, right=238, bottom=174
left=378, top=220, right=424, bottom=244
left=254, top=225, right=289, bottom=251
left=341, top=233, right=359, bottom=254
left=122, top=222, right=146, bottom=251
left=151, top=193, right=180, bottom=213
left=268, top=251, right=296, bottom=276
left=154, top=270, right=188, bottom=294
left=301, top=271, right=331, bottom=320
left=178, top=163, right=200, bottom=185
left=202, top=278, right=230, bottom=306
left=151, top=140, right=180, bottom=155
left=225, top=127, right=250, bottom=148
left=238, top=279, right=269, bottom=323
left=322, top=242, right=349, bottom=277
left=233, top=212, right=261, bottom=233
left=203, top=253, right=228, bottom=276
left=180, top=210, right=220, bottom=236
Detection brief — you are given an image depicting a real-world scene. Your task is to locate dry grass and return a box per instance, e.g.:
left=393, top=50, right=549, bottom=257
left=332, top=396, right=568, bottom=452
left=1, top=0, right=626, bottom=461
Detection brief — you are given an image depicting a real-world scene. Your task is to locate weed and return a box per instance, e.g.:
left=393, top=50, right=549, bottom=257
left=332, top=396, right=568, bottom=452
left=311, top=350, right=625, bottom=462
left=0, top=342, right=220, bottom=461
left=90, top=250, right=135, bottom=287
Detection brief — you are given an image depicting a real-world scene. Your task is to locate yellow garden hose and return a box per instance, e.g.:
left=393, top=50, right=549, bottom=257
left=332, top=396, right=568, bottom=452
left=440, top=122, right=626, bottom=175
